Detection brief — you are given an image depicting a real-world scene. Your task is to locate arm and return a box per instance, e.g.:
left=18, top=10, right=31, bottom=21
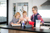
left=17, top=18, right=22, bottom=23
left=27, top=17, right=31, bottom=21
left=10, top=17, right=15, bottom=24
left=31, top=16, right=33, bottom=21
left=31, top=15, right=34, bottom=22
left=17, top=20, right=21, bottom=23
left=10, top=19, right=13, bottom=24
left=37, top=15, right=44, bottom=25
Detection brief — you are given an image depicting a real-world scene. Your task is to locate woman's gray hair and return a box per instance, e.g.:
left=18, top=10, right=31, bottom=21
left=32, top=6, right=38, bottom=11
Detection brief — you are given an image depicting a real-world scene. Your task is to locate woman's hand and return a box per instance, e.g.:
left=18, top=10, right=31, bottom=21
left=40, top=22, right=43, bottom=25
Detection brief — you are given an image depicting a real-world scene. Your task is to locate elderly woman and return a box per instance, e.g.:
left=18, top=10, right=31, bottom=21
left=31, top=6, right=44, bottom=27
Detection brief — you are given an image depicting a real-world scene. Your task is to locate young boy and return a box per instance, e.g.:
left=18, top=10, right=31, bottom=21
left=31, top=6, right=44, bottom=27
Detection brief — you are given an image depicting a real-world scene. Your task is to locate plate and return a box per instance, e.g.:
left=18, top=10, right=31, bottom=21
left=12, top=24, right=21, bottom=26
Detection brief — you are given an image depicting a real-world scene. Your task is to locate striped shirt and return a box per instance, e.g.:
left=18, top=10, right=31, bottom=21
left=10, top=17, right=19, bottom=24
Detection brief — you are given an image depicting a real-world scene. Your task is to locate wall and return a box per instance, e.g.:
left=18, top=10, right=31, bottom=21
left=32, top=0, right=50, bottom=22
left=9, top=0, right=13, bottom=23
left=0, top=0, right=6, bottom=2
left=9, top=0, right=49, bottom=23
left=33, top=0, right=47, bottom=6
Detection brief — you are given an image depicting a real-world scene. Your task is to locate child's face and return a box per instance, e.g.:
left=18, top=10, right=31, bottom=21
left=16, top=15, right=20, bottom=19
left=23, top=13, right=27, bottom=18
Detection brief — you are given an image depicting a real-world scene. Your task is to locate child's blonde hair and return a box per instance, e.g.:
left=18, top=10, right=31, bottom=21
left=23, top=11, right=27, bottom=14
left=14, top=12, right=20, bottom=18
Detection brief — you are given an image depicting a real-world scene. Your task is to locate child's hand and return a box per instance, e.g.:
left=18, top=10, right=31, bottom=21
left=11, top=22, right=13, bottom=25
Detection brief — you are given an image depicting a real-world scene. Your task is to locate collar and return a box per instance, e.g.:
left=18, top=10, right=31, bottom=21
left=34, top=12, right=38, bottom=16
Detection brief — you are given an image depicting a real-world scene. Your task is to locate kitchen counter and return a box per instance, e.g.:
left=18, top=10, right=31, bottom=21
left=0, top=25, right=50, bottom=33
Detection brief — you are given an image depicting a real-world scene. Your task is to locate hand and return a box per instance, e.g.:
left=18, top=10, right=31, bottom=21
left=40, top=22, right=43, bottom=25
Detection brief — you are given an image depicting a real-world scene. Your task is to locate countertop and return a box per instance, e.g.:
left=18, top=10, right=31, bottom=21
left=0, top=25, right=50, bottom=33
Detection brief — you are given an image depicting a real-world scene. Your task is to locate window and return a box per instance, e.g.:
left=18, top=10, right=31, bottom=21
left=0, top=0, right=8, bottom=24
left=38, top=5, right=50, bottom=22
left=38, top=10, right=50, bottom=18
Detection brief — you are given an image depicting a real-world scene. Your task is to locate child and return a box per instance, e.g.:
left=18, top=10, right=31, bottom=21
left=10, top=12, right=20, bottom=25
left=18, top=11, right=31, bottom=23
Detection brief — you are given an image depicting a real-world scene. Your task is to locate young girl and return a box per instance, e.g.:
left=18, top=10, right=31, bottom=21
left=10, top=12, right=20, bottom=25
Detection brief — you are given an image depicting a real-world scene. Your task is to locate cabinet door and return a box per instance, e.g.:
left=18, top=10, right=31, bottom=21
left=1, top=29, right=8, bottom=33
left=9, top=29, right=14, bottom=33
left=9, top=29, right=37, bottom=33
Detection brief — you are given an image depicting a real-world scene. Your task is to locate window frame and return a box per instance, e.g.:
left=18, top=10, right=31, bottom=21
left=0, top=0, right=8, bottom=25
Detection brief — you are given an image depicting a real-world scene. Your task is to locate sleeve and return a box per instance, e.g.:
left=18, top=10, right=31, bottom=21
left=37, top=15, right=44, bottom=24
left=31, top=15, right=33, bottom=21
left=10, top=19, right=13, bottom=23
left=10, top=17, right=14, bottom=23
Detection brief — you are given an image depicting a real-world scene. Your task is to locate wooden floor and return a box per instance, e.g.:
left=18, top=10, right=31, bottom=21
left=9, top=29, right=37, bottom=33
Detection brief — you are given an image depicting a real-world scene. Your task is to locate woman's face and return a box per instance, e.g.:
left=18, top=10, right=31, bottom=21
left=16, top=15, right=20, bottom=19
left=23, top=13, right=27, bottom=18
left=32, top=8, right=37, bottom=14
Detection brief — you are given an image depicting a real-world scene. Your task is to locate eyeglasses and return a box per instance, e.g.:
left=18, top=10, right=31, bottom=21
left=32, top=10, right=35, bottom=11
